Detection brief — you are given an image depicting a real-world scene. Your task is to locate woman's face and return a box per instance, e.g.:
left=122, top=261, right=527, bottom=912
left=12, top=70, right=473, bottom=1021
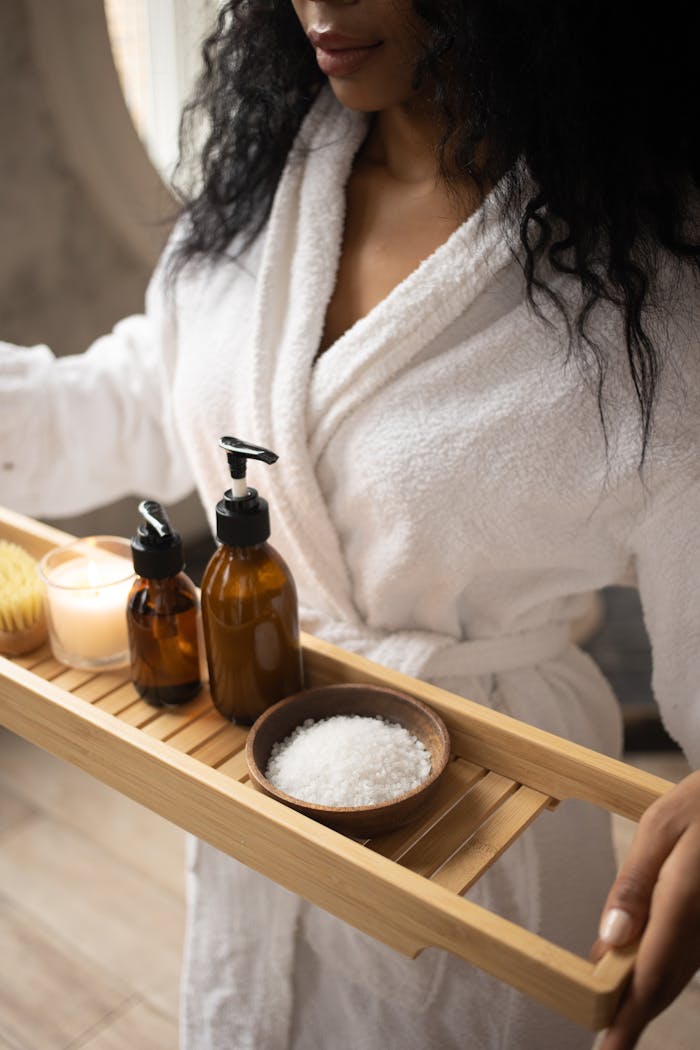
left=291, top=0, right=426, bottom=112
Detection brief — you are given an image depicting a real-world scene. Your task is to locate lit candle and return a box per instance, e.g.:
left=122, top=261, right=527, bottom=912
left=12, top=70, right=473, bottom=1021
left=39, top=537, right=134, bottom=670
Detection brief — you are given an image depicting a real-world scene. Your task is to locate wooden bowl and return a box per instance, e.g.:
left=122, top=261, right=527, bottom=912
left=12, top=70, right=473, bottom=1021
left=245, top=683, right=451, bottom=838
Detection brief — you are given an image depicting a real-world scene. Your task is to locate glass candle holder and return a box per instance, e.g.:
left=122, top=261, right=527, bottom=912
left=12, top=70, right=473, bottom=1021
left=39, top=536, right=135, bottom=670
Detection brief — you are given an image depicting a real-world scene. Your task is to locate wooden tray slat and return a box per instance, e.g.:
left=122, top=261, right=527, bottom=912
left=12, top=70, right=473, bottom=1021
left=116, top=699, right=164, bottom=729
left=432, top=785, right=552, bottom=895
left=25, top=656, right=67, bottom=681
left=12, top=641, right=54, bottom=670
left=216, top=749, right=251, bottom=780
left=72, top=671, right=131, bottom=703
left=51, top=667, right=98, bottom=692
left=141, top=692, right=213, bottom=740
left=190, top=723, right=248, bottom=766
left=0, top=505, right=676, bottom=1031
left=165, top=709, right=231, bottom=754
left=370, top=757, right=485, bottom=861
left=399, top=771, right=518, bottom=879
left=93, top=683, right=140, bottom=716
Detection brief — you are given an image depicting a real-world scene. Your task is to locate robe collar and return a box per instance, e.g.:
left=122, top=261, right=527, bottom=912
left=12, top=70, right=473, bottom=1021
left=240, top=87, right=513, bottom=625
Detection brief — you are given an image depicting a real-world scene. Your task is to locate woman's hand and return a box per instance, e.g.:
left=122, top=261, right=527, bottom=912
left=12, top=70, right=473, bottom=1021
left=592, top=769, right=700, bottom=1049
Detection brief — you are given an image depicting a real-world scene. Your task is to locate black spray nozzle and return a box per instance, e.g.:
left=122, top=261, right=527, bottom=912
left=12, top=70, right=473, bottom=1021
left=216, top=437, right=277, bottom=546
left=219, top=436, right=278, bottom=484
left=131, top=500, right=184, bottom=578
left=138, top=499, right=175, bottom=543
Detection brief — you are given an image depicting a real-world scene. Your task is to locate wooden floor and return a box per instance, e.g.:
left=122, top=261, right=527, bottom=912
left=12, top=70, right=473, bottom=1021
left=0, top=731, right=697, bottom=1049
left=0, top=730, right=183, bottom=1050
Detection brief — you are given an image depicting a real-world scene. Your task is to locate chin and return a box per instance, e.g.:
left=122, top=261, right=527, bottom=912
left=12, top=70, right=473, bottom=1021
left=326, top=79, right=380, bottom=112
left=327, top=78, right=412, bottom=113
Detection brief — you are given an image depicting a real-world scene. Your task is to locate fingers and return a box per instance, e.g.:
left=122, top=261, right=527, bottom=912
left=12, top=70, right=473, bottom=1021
left=597, top=787, right=682, bottom=951
left=595, top=772, right=700, bottom=1050
left=598, top=840, right=700, bottom=1048
left=599, top=906, right=638, bottom=947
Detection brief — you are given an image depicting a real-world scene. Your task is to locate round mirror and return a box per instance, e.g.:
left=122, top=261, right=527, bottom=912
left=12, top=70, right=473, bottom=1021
left=105, top=0, right=219, bottom=182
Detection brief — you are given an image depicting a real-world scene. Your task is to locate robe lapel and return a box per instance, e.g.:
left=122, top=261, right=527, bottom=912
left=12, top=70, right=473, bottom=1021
left=307, top=195, right=513, bottom=464
left=241, top=87, right=514, bottom=627
left=241, top=89, right=367, bottom=623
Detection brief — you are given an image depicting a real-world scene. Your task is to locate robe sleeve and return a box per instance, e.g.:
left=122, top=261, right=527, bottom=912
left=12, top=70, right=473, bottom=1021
left=0, top=241, right=194, bottom=518
left=632, top=473, right=700, bottom=768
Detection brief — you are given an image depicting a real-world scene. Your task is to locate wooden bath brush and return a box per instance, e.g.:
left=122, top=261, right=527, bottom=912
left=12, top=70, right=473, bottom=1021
left=0, top=540, right=48, bottom=656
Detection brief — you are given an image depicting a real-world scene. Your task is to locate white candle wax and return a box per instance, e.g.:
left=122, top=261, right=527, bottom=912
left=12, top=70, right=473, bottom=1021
left=44, top=549, right=133, bottom=665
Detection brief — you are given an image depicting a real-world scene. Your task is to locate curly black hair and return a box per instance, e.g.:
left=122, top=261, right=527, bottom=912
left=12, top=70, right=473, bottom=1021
left=173, top=0, right=699, bottom=460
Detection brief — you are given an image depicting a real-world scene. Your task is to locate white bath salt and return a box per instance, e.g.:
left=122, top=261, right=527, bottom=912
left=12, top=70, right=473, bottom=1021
left=265, top=714, right=432, bottom=807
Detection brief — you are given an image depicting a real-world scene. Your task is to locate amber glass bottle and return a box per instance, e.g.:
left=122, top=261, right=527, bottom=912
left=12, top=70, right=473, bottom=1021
left=201, top=542, right=301, bottom=723
left=200, top=437, right=303, bottom=724
left=127, top=501, right=202, bottom=706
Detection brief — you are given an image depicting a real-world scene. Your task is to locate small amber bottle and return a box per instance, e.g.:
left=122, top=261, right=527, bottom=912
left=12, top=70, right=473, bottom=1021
left=200, top=437, right=303, bottom=724
left=127, top=500, right=202, bottom=707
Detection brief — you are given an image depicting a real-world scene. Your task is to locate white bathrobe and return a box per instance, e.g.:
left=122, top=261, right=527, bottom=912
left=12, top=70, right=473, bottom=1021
left=2, top=88, right=699, bottom=1049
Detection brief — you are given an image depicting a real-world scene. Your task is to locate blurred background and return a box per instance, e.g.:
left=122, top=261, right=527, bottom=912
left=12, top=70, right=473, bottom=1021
left=0, top=0, right=217, bottom=547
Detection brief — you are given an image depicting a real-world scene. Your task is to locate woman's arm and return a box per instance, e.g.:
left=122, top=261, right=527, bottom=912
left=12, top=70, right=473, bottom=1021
left=0, top=249, right=194, bottom=518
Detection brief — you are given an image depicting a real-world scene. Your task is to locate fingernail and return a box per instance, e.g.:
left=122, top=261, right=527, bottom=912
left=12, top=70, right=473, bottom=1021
left=599, top=907, right=634, bottom=946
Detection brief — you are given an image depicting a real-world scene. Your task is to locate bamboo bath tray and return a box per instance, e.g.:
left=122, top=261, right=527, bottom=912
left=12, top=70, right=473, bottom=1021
left=0, top=506, right=673, bottom=1030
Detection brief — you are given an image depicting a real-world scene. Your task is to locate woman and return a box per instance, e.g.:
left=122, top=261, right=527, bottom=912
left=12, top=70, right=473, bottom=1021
left=2, top=2, right=699, bottom=1048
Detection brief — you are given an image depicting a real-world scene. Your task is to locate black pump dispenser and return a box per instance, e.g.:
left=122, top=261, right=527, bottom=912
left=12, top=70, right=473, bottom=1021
left=127, top=500, right=201, bottom=707
left=131, top=500, right=185, bottom=579
left=216, top=437, right=279, bottom=547
left=201, top=435, right=303, bottom=723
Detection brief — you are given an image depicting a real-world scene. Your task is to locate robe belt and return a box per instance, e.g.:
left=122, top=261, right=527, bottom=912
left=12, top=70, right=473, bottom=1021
left=304, top=611, right=572, bottom=681
left=421, top=622, right=572, bottom=678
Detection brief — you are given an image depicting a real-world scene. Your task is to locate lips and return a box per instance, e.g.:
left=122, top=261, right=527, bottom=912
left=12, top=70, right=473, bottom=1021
left=308, top=28, right=382, bottom=78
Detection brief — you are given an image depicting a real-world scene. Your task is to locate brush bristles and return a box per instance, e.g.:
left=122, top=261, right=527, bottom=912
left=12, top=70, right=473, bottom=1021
left=0, top=540, right=44, bottom=632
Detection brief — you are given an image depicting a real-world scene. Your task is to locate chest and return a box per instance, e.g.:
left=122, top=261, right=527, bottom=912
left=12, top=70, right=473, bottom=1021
left=318, top=167, right=467, bottom=355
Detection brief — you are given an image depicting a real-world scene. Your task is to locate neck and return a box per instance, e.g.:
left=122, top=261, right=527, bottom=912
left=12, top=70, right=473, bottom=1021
left=362, top=99, right=443, bottom=185
left=358, top=98, right=489, bottom=221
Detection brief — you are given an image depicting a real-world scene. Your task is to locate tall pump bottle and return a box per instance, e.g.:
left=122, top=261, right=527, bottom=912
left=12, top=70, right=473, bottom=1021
left=200, top=437, right=303, bottom=724
left=127, top=500, right=202, bottom=706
